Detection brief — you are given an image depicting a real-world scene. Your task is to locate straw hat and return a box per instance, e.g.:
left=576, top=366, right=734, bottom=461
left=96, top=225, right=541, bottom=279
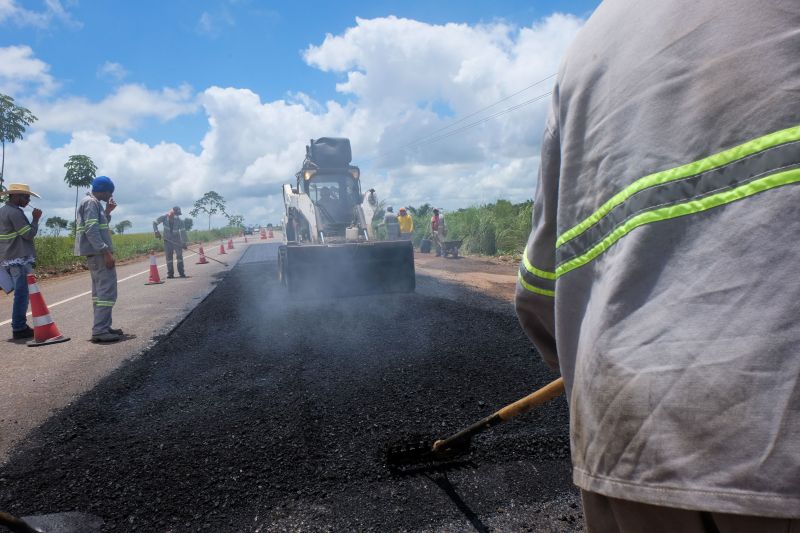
left=5, top=183, right=40, bottom=198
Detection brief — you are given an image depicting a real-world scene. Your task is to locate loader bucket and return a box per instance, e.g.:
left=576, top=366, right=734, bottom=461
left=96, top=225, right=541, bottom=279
left=279, top=241, right=415, bottom=297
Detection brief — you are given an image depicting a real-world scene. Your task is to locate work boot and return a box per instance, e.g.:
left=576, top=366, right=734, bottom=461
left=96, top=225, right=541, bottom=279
left=167, top=274, right=175, bottom=279
left=12, top=326, right=35, bottom=340
left=91, top=332, right=121, bottom=343
left=109, top=327, right=124, bottom=335
left=179, top=273, right=187, bottom=278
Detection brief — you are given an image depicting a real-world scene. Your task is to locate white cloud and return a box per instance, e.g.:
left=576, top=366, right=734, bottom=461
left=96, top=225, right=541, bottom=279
left=196, top=9, right=235, bottom=37
left=3, top=14, right=583, bottom=231
left=0, top=0, right=80, bottom=29
left=30, top=83, right=199, bottom=134
left=0, top=45, right=57, bottom=96
left=97, top=61, right=128, bottom=83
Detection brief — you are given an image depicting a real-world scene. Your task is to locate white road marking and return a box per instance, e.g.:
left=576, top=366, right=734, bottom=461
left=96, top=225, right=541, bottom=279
left=0, top=252, right=206, bottom=327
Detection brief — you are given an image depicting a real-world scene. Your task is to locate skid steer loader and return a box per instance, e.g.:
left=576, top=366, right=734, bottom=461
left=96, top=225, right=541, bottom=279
left=278, top=138, right=415, bottom=296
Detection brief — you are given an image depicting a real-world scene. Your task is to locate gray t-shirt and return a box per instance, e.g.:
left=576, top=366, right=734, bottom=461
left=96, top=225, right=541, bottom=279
left=516, top=0, right=800, bottom=518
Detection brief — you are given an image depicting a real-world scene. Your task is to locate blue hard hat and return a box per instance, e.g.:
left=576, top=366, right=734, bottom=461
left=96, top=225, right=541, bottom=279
left=92, top=175, right=115, bottom=193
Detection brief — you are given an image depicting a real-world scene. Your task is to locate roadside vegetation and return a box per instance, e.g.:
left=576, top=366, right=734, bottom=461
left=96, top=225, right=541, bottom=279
left=375, top=199, right=533, bottom=256
left=34, top=228, right=242, bottom=271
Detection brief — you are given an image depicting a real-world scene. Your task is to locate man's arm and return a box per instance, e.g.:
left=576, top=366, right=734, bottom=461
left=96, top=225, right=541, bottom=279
left=10, top=206, right=40, bottom=241
left=515, top=100, right=560, bottom=370
left=153, top=215, right=165, bottom=237
left=180, top=219, right=188, bottom=245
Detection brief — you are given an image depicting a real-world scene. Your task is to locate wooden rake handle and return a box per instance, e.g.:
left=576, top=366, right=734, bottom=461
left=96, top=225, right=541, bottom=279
left=433, top=377, right=565, bottom=452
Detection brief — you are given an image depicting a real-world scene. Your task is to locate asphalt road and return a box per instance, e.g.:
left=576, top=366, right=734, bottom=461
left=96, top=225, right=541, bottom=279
left=0, top=238, right=252, bottom=463
left=0, top=243, right=581, bottom=532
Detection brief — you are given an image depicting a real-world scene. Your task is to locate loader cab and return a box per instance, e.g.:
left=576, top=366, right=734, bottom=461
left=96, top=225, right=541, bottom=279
left=299, top=167, right=362, bottom=233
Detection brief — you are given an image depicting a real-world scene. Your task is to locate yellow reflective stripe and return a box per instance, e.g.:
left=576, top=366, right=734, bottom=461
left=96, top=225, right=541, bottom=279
left=556, top=167, right=800, bottom=277
left=518, top=272, right=555, bottom=297
left=94, top=299, right=115, bottom=307
left=556, top=124, right=800, bottom=248
left=522, top=246, right=556, bottom=280
left=0, top=225, right=32, bottom=240
left=98, top=224, right=109, bottom=229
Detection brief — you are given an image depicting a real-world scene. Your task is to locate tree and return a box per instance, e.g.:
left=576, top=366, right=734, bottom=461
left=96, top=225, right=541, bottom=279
left=0, top=94, right=38, bottom=191
left=114, top=220, right=132, bottom=234
left=227, top=214, right=244, bottom=228
left=45, top=216, right=69, bottom=237
left=190, top=191, right=227, bottom=230
left=63, top=155, right=97, bottom=226
left=183, top=217, right=194, bottom=231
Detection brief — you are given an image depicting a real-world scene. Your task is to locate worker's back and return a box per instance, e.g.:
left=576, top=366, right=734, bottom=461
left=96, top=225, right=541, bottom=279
left=517, top=0, right=800, bottom=518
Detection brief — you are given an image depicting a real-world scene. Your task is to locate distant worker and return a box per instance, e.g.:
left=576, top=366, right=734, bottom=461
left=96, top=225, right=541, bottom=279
left=397, top=207, right=414, bottom=240
left=153, top=206, right=188, bottom=278
left=430, top=208, right=446, bottom=256
left=0, top=183, right=42, bottom=340
left=75, top=176, right=121, bottom=343
left=383, top=206, right=400, bottom=240
left=516, top=1, right=800, bottom=530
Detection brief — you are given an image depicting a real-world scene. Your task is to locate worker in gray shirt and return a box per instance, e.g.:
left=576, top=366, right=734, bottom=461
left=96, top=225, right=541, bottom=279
left=75, top=176, right=121, bottom=343
left=0, top=183, right=42, bottom=340
left=153, top=206, right=188, bottom=278
left=516, top=0, right=799, bottom=530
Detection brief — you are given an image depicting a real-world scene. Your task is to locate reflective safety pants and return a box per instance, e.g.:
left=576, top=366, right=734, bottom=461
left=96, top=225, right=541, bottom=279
left=164, top=239, right=185, bottom=277
left=87, top=254, right=117, bottom=335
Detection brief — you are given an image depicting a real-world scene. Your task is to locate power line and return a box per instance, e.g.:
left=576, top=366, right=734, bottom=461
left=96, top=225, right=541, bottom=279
left=407, top=91, right=552, bottom=149
left=399, top=73, right=556, bottom=151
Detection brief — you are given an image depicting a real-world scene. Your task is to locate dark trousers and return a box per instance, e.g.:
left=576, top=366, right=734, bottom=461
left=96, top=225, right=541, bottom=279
left=164, top=240, right=185, bottom=277
left=582, top=490, right=799, bottom=533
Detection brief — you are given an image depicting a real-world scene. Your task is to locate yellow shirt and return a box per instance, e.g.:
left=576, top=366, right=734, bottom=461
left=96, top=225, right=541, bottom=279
left=397, top=214, right=414, bottom=233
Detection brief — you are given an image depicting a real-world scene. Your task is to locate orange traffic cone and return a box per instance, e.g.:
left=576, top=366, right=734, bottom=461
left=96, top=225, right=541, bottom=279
left=145, top=251, right=165, bottom=285
left=227, top=238, right=234, bottom=250
left=260, top=228, right=267, bottom=240
left=268, top=229, right=274, bottom=238
left=196, top=245, right=209, bottom=264
left=26, top=273, right=70, bottom=347
left=219, top=242, right=227, bottom=255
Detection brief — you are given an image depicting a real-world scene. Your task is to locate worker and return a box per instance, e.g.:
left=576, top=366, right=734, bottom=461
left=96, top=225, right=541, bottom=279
left=153, top=206, right=188, bottom=278
left=430, top=208, right=445, bottom=256
left=0, top=183, right=42, bottom=340
left=397, top=207, right=414, bottom=240
left=516, top=1, right=800, bottom=530
left=383, top=206, right=400, bottom=240
left=75, top=176, right=121, bottom=343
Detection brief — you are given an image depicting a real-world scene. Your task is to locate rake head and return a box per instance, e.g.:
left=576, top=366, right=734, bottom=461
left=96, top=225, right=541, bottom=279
left=385, top=436, right=473, bottom=474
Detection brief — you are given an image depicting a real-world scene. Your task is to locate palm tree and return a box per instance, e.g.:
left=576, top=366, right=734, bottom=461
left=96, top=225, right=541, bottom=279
left=63, top=155, right=97, bottom=227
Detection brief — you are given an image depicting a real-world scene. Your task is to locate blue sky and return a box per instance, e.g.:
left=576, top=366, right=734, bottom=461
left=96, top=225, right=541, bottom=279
left=1, top=0, right=600, bottom=230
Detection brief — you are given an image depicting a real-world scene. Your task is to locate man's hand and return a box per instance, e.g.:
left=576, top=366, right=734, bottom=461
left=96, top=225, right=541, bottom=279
left=103, top=250, right=116, bottom=269
left=31, top=208, right=43, bottom=222
left=183, top=244, right=188, bottom=250
left=105, top=198, right=117, bottom=216
left=154, top=231, right=162, bottom=240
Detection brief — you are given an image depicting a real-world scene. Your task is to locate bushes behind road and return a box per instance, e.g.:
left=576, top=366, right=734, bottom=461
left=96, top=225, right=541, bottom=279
left=405, top=200, right=532, bottom=256
left=34, top=227, right=242, bottom=270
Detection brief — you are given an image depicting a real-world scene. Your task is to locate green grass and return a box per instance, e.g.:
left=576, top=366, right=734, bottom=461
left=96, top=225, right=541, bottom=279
left=393, top=200, right=533, bottom=256
left=34, top=227, right=243, bottom=270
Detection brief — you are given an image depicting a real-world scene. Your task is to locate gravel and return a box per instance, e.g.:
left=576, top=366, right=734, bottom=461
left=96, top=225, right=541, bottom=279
left=0, top=246, right=581, bottom=532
